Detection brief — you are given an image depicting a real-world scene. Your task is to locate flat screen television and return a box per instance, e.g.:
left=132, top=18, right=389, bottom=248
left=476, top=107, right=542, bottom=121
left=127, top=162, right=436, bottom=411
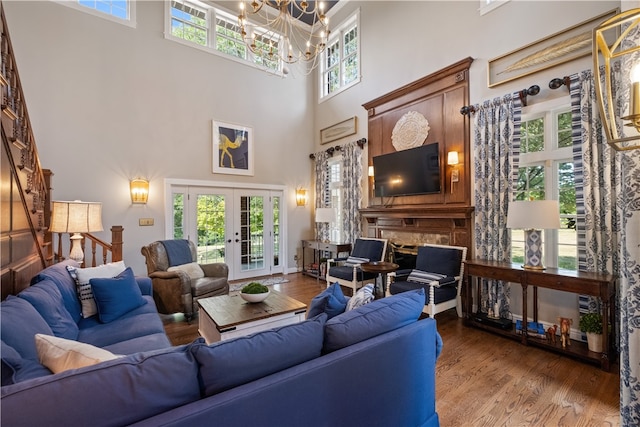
left=373, top=143, right=441, bottom=197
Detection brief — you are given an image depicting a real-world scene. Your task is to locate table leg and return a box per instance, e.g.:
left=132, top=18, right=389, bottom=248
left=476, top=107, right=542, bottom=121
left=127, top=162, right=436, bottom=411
left=521, top=283, right=528, bottom=345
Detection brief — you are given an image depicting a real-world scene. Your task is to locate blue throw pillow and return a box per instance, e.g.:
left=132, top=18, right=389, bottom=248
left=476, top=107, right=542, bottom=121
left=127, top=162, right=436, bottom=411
left=324, top=288, right=425, bottom=353
left=307, top=282, right=348, bottom=319
left=1, top=296, right=53, bottom=360
left=90, top=267, right=147, bottom=323
left=18, top=281, right=79, bottom=340
left=191, top=313, right=327, bottom=397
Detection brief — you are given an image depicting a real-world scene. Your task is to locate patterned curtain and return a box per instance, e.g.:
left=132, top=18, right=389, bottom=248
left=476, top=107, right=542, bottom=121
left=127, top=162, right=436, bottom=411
left=570, top=67, right=640, bottom=427
left=313, top=150, right=330, bottom=242
left=473, top=94, right=522, bottom=318
left=340, top=141, right=363, bottom=243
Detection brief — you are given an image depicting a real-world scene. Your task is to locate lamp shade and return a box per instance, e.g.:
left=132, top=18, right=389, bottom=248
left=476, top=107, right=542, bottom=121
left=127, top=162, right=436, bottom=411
left=50, top=201, right=104, bottom=233
left=447, top=151, right=459, bottom=165
left=130, top=179, right=149, bottom=204
left=315, top=208, right=336, bottom=223
left=507, top=200, right=561, bottom=230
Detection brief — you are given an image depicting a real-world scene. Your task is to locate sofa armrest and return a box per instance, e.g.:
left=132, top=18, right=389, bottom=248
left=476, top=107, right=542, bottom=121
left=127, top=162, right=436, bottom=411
left=200, top=263, right=229, bottom=278
left=136, top=276, right=153, bottom=296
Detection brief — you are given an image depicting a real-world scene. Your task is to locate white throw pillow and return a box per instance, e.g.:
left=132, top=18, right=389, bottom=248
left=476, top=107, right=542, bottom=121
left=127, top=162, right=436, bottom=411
left=35, top=334, right=120, bottom=374
left=70, top=261, right=126, bottom=318
left=346, top=284, right=375, bottom=311
left=167, top=262, right=204, bottom=280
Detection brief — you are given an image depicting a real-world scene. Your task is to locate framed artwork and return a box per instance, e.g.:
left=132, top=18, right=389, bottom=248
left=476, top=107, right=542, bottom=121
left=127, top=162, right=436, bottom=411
left=487, top=8, right=619, bottom=88
left=212, top=120, right=254, bottom=176
left=320, top=116, right=357, bottom=145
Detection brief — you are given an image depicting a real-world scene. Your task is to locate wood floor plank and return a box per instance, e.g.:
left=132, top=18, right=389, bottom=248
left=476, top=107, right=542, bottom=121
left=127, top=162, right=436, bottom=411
left=161, top=273, right=620, bottom=426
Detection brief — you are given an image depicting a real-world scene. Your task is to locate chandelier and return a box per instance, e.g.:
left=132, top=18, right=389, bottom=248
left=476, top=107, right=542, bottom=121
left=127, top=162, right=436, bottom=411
left=238, top=1, right=330, bottom=74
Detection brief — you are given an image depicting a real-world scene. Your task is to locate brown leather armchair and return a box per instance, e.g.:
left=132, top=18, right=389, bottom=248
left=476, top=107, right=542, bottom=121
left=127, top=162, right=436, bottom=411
left=141, top=240, right=229, bottom=321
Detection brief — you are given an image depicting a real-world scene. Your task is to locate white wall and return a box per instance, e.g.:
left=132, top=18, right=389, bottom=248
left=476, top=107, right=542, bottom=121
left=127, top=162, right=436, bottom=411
left=4, top=0, right=316, bottom=275
left=4, top=0, right=626, bottom=328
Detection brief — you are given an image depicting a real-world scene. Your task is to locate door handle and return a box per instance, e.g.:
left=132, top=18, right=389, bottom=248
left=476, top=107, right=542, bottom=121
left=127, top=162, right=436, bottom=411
left=235, top=239, right=240, bottom=243
left=227, top=239, right=232, bottom=243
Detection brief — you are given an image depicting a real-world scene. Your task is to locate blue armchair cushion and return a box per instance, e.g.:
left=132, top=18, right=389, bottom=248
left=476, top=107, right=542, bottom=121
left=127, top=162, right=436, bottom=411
left=307, top=282, right=348, bottom=319
left=390, top=280, right=458, bottom=304
left=351, top=238, right=385, bottom=261
left=416, top=245, right=462, bottom=277
left=17, top=281, right=79, bottom=340
left=192, top=314, right=327, bottom=397
left=0, top=296, right=53, bottom=360
left=323, top=288, right=425, bottom=353
left=90, top=267, right=147, bottom=323
left=327, top=266, right=377, bottom=282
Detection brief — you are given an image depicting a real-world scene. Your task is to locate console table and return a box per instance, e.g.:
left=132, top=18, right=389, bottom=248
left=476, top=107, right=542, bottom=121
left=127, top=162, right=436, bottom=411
left=301, top=240, right=352, bottom=280
left=464, top=259, right=616, bottom=371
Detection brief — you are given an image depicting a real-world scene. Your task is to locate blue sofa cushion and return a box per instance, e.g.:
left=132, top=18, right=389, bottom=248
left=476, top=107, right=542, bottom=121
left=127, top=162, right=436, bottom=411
left=90, top=267, right=147, bottom=323
left=77, top=297, right=166, bottom=349
left=416, top=245, right=462, bottom=277
left=307, top=282, right=348, bottom=319
left=0, top=346, right=201, bottom=427
left=191, top=313, right=327, bottom=397
left=30, top=259, right=82, bottom=322
left=0, top=296, right=54, bottom=360
left=1, top=340, right=52, bottom=386
left=17, top=281, right=79, bottom=340
left=323, top=288, right=425, bottom=353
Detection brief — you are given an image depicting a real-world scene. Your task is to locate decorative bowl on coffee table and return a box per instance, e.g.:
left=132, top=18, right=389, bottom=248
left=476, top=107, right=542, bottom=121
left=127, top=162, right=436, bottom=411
left=240, top=290, right=270, bottom=303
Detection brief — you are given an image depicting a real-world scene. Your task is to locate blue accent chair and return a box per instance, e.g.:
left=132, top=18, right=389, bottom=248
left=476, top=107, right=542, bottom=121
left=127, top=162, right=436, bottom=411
left=325, top=238, right=388, bottom=295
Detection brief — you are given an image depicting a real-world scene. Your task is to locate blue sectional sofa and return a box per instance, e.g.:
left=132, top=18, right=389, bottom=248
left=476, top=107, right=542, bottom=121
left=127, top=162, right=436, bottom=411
left=1, top=261, right=442, bottom=427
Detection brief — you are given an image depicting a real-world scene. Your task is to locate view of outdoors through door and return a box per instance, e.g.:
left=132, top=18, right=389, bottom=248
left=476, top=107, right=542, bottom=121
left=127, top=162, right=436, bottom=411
left=171, top=185, right=283, bottom=281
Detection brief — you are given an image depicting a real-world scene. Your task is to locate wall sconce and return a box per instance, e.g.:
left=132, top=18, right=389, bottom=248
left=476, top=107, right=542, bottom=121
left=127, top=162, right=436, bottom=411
left=130, top=178, right=149, bottom=204
left=295, top=188, right=307, bottom=206
left=368, top=165, right=374, bottom=177
left=447, top=151, right=459, bottom=193
left=593, top=8, right=640, bottom=151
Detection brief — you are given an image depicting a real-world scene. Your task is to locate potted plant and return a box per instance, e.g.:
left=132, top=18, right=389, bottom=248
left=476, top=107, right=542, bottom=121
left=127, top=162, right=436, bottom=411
left=579, top=312, right=603, bottom=353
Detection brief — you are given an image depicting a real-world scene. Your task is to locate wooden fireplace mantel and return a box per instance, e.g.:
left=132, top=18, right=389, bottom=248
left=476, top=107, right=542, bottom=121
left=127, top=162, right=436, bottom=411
left=360, top=206, right=474, bottom=255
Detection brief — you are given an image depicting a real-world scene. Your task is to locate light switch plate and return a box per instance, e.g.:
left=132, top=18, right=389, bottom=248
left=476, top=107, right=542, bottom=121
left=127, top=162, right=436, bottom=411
left=139, top=218, right=154, bottom=226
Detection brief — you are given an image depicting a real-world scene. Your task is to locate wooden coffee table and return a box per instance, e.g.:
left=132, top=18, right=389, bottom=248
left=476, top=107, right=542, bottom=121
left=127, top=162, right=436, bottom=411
left=197, top=290, right=307, bottom=344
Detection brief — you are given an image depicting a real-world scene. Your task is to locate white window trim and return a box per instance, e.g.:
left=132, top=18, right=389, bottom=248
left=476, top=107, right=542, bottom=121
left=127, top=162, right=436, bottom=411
left=54, top=0, right=136, bottom=28
left=479, top=0, right=510, bottom=16
left=319, top=8, right=361, bottom=103
left=164, top=1, right=285, bottom=76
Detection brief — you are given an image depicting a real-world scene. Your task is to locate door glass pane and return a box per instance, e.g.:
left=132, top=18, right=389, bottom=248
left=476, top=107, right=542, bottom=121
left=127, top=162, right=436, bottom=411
left=172, top=193, right=185, bottom=239
left=196, top=194, right=226, bottom=264
left=240, top=196, right=264, bottom=272
left=272, top=196, right=280, bottom=267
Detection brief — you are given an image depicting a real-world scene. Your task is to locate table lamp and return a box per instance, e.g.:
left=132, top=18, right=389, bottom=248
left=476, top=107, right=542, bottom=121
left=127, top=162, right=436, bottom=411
left=315, top=208, right=336, bottom=242
left=50, top=200, right=104, bottom=264
left=506, top=200, right=561, bottom=270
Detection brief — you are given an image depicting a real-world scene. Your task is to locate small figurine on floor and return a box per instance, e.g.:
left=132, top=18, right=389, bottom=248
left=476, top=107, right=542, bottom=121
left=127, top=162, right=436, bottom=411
left=546, top=324, right=558, bottom=344
left=558, top=317, right=572, bottom=348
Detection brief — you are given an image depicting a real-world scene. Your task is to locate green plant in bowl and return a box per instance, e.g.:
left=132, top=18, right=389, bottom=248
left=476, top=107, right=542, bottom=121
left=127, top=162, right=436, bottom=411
left=241, top=282, right=269, bottom=294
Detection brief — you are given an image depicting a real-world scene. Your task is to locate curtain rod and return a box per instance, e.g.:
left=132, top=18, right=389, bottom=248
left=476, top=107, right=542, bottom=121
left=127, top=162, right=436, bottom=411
left=309, top=138, right=367, bottom=159
left=460, top=84, right=541, bottom=116
left=549, top=76, right=571, bottom=91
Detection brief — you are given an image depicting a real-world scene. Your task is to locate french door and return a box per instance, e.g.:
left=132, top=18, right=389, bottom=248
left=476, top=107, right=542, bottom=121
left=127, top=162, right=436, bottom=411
left=169, top=184, right=283, bottom=281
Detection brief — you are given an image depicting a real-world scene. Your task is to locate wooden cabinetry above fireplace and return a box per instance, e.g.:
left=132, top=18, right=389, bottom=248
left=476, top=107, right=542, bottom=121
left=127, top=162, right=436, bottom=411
left=361, top=58, right=474, bottom=255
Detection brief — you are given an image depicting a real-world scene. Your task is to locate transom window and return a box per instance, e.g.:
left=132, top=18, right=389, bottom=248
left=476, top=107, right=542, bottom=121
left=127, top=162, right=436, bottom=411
left=56, top=0, right=134, bottom=26
left=167, top=0, right=280, bottom=72
left=512, top=99, right=577, bottom=270
left=320, top=11, right=360, bottom=100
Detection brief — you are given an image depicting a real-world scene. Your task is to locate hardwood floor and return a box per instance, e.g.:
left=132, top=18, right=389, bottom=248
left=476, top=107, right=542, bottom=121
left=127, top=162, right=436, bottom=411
left=162, top=273, right=620, bottom=426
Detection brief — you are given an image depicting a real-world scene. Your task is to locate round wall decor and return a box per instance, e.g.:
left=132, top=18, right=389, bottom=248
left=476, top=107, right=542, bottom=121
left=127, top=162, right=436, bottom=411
left=391, top=111, right=430, bottom=151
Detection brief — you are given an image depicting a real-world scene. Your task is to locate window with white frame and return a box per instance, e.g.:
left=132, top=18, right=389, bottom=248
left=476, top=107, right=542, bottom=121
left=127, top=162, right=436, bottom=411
left=57, top=0, right=134, bottom=25
left=320, top=11, right=360, bottom=99
left=327, top=157, right=343, bottom=242
left=512, top=99, right=577, bottom=270
left=167, top=0, right=280, bottom=72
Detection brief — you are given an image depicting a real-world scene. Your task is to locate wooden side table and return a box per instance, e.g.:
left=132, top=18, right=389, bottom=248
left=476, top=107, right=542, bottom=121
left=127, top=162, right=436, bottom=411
left=301, top=240, right=352, bottom=279
left=360, top=261, right=399, bottom=298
